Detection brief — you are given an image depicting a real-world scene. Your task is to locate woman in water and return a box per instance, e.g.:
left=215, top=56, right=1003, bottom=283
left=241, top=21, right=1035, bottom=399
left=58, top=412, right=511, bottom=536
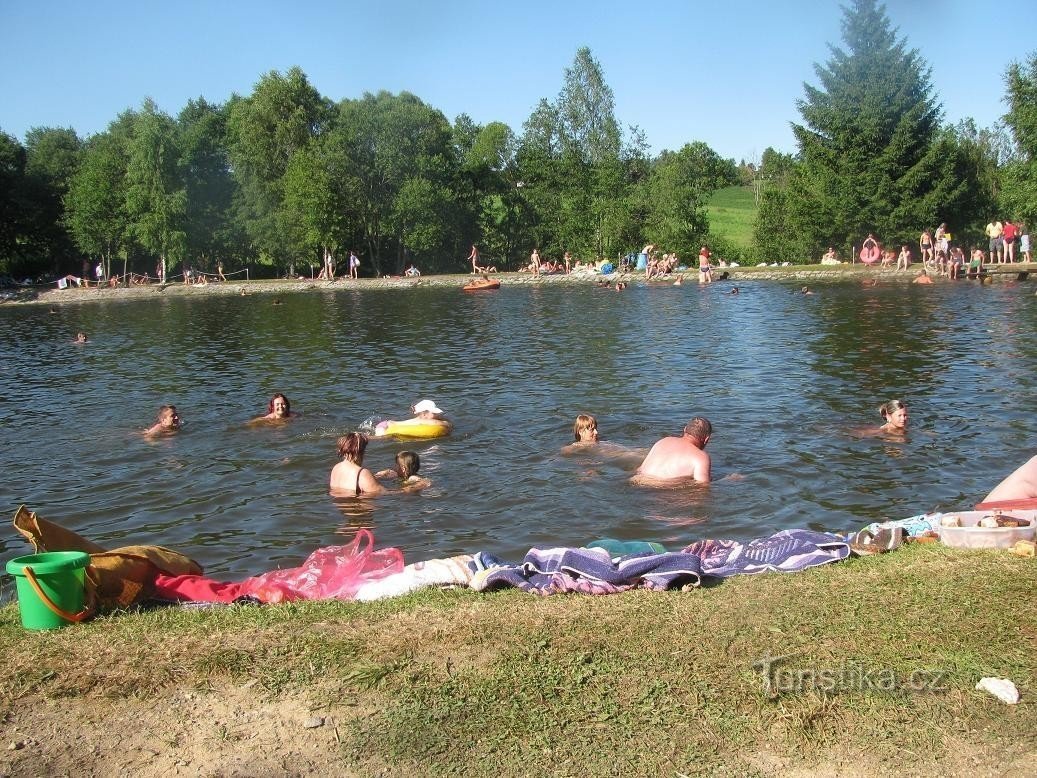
left=878, top=399, right=908, bottom=435
left=253, top=393, right=294, bottom=422
left=329, top=432, right=385, bottom=497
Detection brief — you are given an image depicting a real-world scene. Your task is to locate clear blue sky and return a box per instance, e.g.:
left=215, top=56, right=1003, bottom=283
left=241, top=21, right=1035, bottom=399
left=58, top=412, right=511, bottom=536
left=2, top=0, right=1033, bottom=162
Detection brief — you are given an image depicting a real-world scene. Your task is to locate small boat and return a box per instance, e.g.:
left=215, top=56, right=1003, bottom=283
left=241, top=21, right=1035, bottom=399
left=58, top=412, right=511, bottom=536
left=463, top=277, right=501, bottom=291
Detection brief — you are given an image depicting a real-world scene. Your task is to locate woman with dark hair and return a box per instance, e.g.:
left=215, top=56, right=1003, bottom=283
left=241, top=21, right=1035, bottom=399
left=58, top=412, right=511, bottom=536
left=329, top=432, right=385, bottom=497
left=253, top=393, right=293, bottom=422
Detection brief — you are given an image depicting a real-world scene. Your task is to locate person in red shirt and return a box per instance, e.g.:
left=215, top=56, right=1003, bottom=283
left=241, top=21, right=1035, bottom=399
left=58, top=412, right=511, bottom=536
left=1003, top=219, right=1019, bottom=263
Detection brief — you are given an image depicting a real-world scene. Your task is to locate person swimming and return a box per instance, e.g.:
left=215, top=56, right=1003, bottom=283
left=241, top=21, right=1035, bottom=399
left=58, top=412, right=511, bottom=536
left=375, top=450, right=431, bottom=490
left=253, top=393, right=293, bottom=422
left=145, top=405, right=181, bottom=437
left=329, top=432, right=385, bottom=497
left=878, top=399, right=908, bottom=434
left=561, top=414, right=599, bottom=454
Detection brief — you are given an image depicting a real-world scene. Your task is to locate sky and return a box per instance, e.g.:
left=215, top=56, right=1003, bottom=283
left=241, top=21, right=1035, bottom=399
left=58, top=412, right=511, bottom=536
left=2, top=0, right=1034, bottom=163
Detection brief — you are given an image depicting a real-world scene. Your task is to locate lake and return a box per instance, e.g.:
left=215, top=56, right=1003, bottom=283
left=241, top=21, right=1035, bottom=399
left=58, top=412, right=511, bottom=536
left=2, top=278, right=1035, bottom=582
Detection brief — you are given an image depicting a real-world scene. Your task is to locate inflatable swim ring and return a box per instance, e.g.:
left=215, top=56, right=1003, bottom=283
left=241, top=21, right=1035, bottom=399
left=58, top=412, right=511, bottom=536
left=374, top=418, right=453, bottom=439
left=859, top=246, right=881, bottom=265
left=463, top=278, right=500, bottom=291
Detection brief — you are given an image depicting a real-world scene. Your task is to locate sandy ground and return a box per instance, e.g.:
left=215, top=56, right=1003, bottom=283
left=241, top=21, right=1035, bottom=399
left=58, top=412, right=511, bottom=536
left=3, top=262, right=973, bottom=309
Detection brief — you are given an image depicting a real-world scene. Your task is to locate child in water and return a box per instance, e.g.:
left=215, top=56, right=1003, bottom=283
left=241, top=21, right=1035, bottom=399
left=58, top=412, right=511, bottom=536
left=375, top=450, right=431, bottom=490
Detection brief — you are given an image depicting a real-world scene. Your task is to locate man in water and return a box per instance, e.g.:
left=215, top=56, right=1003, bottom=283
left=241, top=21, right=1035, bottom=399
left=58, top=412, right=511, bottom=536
left=634, top=417, right=712, bottom=483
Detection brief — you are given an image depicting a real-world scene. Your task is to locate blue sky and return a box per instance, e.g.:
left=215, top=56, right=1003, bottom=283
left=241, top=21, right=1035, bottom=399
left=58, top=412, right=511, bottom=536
left=2, top=0, right=1034, bottom=162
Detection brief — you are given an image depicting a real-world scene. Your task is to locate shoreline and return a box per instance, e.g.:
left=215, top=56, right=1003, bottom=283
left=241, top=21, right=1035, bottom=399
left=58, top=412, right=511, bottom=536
left=4, top=263, right=1032, bottom=307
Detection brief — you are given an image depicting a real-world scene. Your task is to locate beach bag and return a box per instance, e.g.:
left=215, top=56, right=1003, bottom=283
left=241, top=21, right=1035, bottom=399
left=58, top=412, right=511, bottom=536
left=12, top=505, right=203, bottom=611
left=235, top=529, right=404, bottom=603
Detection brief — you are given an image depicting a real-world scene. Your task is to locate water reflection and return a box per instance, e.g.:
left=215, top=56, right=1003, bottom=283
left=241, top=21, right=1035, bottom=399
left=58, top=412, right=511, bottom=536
left=1, top=279, right=1036, bottom=581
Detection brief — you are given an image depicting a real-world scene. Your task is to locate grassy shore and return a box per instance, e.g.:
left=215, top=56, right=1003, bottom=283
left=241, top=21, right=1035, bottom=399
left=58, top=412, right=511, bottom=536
left=1, top=542, right=1034, bottom=775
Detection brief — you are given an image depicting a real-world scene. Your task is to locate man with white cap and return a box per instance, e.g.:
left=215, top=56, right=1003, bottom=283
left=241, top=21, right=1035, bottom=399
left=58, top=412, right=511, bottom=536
left=411, top=399, right=445, bottom=420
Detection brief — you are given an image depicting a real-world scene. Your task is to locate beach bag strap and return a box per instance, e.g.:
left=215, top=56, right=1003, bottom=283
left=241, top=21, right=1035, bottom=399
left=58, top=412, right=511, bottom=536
left=22, top=566, right=96, bottom=623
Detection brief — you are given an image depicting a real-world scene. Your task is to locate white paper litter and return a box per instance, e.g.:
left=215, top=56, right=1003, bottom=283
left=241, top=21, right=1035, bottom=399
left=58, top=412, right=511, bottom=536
left=976, top=677, right=1020, bottom=704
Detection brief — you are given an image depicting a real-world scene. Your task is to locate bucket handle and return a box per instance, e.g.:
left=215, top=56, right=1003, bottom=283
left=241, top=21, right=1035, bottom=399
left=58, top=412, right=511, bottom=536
left=23, top=566, right=95, bottom=624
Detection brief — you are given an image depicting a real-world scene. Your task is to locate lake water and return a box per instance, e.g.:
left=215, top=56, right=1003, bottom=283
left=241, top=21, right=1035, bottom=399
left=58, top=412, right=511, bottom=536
left=2, top=278, right=1035, bottom=582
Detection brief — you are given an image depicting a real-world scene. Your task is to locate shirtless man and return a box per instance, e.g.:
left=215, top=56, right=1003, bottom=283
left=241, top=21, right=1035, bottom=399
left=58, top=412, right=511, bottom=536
left=468, top=244, right=482, bottom=274
left=145, top=405, right=181, bottom=436
left=634, top=417, right=712, bottom=483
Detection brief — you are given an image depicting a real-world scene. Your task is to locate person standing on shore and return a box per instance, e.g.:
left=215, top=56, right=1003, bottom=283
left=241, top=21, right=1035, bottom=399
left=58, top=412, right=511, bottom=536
left=530, top=248, right=541, bottom=277
left=1003, top=219, right=1018, bottom=263
left=698, top=247, right=713, bottom=284
left=468, top=245, right=482, bottom=274
left=349, top=250, right=360, bottom=280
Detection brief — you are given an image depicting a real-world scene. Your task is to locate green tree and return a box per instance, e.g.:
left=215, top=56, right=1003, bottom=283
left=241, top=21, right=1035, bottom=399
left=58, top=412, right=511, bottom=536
left=336, top=91, right=458, bottom=274
left=769, top=0, right=971, bottom=260
left=23, top=127, right=82, bottom=274
left=226, top=67, right=331, bottom=270
left=1002, top=52, right=1037, bottom=223
left=125, top=100, right=187, bottom=282
left=65, top=130, right=130, bottom=277
left=0, top=131, right=29, bottom=274
left=178, top=98, right=242, bottom=273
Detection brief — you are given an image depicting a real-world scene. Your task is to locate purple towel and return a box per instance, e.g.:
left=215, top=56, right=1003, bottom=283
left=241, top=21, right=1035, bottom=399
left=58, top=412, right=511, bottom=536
left=472, top=546, right=703, bottom=595
left=681, top=529, right=848, bottom=578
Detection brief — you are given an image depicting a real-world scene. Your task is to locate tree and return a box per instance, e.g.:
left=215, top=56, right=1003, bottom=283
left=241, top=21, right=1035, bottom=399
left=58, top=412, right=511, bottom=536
left=0, top=131, right=29, bottom=273
left=178, top=98, right=242, bottom=273
left=336, top=91, right=458, bottom=274
left=65, top=130, right=130, bottom=277
left=23, top=127, right=82, bottom=274
left=125, top=99, right=187, bottom=282
left=226, top=67, right=331, bottom=270
left=1002, top=52, right=1037, bottom=223
left=769, top=0, right=971, bottom=260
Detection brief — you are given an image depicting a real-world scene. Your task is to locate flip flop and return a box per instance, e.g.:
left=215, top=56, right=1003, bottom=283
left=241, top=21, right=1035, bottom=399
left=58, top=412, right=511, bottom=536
left=850, top=529, right=881, bottom=556
left=849, top=527, right=905, bottom=556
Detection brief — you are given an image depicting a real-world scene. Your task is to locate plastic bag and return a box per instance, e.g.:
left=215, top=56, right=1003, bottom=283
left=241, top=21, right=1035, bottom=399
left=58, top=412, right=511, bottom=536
left=236, top=529, right=404, bottom=603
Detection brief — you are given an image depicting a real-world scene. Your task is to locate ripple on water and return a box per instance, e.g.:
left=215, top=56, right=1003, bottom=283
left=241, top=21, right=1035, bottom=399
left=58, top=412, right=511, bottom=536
left=1, top=280, right=1036, bottom=581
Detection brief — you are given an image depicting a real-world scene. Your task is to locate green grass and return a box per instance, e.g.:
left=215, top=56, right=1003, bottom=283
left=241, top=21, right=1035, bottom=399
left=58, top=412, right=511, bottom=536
left=708, top=185, right=758, bottom=249
left=1, top=543, right=1035, bottom=774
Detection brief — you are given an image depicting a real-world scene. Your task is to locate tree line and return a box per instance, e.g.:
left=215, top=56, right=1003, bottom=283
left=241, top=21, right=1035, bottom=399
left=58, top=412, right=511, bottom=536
left=0, top=48, right=741, bottom=281
left=3, top=0, right=1036, bottom=280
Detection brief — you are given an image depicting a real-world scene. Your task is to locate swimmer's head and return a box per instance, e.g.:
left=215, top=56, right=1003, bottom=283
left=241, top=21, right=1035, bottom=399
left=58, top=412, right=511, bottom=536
left=573, top=414, right=599, bottom=443
left=683, top=417, right=712, bottom=444
left=879, top=399, right=908, bottom=429
left=158, top=405, right=180, bottom=430
left=268, top=393, right=290, bottom=417
left=396, top=451, right=420, bottom=478
left=337, top=432, right=368, bottom=464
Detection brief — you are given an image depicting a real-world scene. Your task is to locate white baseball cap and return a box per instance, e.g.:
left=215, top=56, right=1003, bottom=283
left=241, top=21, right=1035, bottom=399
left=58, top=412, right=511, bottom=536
left=413, top=399, right=443, bottom=414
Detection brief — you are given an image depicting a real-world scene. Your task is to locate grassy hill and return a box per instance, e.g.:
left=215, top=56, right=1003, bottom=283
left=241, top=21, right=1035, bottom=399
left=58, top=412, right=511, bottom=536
left=707, top=185, right=757, bottom=250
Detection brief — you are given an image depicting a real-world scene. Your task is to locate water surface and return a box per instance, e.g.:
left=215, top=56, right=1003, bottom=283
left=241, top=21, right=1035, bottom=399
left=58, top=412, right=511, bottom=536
left=2, top=279, right=1035, bottom=581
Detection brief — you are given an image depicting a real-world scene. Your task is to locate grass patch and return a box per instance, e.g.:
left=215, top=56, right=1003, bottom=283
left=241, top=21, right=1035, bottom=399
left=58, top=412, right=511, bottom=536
left=707, top=185, right=758, bottom=249
left=1, top=545, right=1035, bottom=774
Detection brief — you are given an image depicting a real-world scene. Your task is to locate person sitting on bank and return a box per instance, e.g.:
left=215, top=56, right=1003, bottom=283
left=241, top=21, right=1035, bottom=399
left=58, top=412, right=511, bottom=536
left=375, top=450, right=431, bottom=490
left=821, top=247, right=839, bottom=265
left=981, top=454, right=1037, bottom=506
left=145, top=405, right=181, bottom=437
left=632, top=417, right=712, bottom=484
left=329, top=432, right=385, bottom=497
